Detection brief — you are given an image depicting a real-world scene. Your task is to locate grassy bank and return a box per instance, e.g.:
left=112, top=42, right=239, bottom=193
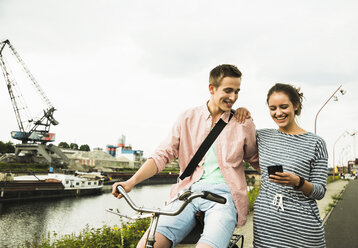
left=0, top=162, right=49, bottom=172
left=327, top=175, right=340, bottom=184
left=17, top=219, right=150, bottom=248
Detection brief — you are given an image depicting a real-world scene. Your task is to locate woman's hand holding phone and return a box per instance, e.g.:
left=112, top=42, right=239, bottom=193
left=268, top=167, right=301, bottom=187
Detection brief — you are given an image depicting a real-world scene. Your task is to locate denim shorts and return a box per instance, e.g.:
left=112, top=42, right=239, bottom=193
left=155, top=183, right=238, bottom=248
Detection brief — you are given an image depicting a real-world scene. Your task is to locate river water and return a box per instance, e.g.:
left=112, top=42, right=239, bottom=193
left=0, top=184, right=172, bottom=247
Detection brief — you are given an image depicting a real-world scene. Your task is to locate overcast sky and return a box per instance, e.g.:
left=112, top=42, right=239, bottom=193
left=0, top=0, right=357, bottom=167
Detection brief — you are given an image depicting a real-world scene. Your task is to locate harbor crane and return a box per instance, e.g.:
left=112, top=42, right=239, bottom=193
left=0, top=39, right=68, bottom=165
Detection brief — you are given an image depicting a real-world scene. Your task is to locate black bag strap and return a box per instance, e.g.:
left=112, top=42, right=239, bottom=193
left=179, top=110, right=234, bottom=180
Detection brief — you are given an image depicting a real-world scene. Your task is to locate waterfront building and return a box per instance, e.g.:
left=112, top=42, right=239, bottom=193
left=106, top=135, right=144, bottom=169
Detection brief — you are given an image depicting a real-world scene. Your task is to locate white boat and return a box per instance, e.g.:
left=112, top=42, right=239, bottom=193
left=0, top=173, right=104, bottom=202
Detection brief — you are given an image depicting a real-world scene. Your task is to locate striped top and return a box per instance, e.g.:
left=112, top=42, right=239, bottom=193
left=253, top=128, right=328, bottom=248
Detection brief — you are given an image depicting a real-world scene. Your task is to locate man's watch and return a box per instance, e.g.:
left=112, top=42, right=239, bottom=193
left=294, top=176, right=305, bottom=190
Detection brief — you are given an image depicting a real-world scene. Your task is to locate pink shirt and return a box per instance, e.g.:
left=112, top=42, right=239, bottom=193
left=150, top=104, right=259, bottom=227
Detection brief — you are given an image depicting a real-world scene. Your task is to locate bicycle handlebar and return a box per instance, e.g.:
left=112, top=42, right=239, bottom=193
left=115, top=185, right=226, bottom=217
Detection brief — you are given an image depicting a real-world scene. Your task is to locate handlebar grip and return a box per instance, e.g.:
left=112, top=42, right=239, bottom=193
left=201, top=191, right=227, bottom=204
left=116, top=185, right=125, bottom=195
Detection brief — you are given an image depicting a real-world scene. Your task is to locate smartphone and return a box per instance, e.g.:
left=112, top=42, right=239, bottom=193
left=267, top=165, right=283, bottom=176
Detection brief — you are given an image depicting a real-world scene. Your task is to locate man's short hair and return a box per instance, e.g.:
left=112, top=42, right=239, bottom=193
left=209, top=64, right=242, bottom=88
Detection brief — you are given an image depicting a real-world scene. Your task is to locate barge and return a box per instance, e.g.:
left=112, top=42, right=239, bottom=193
left=0, top=173, right=104, bottom=202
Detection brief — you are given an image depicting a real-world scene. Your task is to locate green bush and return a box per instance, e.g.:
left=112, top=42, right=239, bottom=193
left=245, top=175, right=256, bottom=186
left=160, top=167, right=180, bottom=174
left=19, top=219, right=150, bottom=248
left=119, top=218, right=150, bottom=248
left=0, top=162, right=49, bottom=172
left=327, top=175, right=340, bottom=184
left=248, top=186, right=260, bottom=211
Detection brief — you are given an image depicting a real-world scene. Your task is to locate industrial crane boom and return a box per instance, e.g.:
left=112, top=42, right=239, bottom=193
left=0, top=39, right=58, bottom=144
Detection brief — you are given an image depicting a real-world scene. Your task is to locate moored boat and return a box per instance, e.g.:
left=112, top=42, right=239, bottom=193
left=0, top=172, right=104, bottom=202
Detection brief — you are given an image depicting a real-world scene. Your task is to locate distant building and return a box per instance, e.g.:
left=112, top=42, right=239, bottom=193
left=61, top=149, right=131, bottom=172
left=106, top=135, right=144, bottom=168
left=348, top=159, right=358, bottom=174
left=116, top=146, right=143, bottom=164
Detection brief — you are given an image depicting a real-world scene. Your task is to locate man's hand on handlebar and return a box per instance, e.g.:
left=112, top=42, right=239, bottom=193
left=112, top=181, right=133, bottom=199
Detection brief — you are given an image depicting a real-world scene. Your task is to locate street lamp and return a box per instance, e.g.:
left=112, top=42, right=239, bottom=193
left=314, top=85, right=346, bottom=134
left=340, top=146, right=350, bottom=174
left=333, top=131, right=348, bottom=179
left=352, top=131, right=357, bottom=159
left=333, top=131, right=357, bottom=180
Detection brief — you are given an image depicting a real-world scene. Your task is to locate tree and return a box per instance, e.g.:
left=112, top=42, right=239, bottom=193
left=69, top=143, right=79, bottom=150
left=0, top=141, right=6, bottom=153
left=5, top=142, right=15, bottom=153
left=79, top=144, right=90, bottom=151
left=0, top=141, right=15, bottom=154
left=58, top=142, right=70, bottom=149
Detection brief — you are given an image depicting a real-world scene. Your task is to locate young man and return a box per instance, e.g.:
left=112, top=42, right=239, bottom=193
left=112, top=64, right=259, bottom=248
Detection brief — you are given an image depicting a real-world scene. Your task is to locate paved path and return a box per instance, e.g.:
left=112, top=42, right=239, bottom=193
left=176, top=179, right=348, bottom=248
left=325, top=179, right=358, bottom=248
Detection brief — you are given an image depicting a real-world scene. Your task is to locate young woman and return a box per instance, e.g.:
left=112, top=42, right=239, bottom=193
left=253, top=83, right=328, bottom=247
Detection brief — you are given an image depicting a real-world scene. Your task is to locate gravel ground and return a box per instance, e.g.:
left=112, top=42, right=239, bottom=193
left=176, top=179, right=349, bottom=248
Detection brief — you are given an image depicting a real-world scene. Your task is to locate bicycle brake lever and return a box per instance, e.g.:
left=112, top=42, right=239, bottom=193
left=106, top=208, right=152, bottom=220
left=106, top=208, right=133, bottom=219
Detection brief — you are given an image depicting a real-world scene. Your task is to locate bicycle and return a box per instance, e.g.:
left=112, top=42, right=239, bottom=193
left=106, top=185, right=244, bottom=248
